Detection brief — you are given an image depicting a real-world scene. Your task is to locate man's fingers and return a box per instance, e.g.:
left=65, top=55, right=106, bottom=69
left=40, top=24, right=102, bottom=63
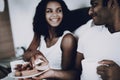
left=97, top=65, right=109, bottom=80
left=99, top=60, right=117, bottom=67
left=97, top=65, right=108, bottom=75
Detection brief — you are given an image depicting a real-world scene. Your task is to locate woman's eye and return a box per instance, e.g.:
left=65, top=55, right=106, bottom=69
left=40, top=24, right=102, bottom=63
left=58, top=9, right=62, bottom=13
left=57, top=8, right=62, bottom=13
left=46, top=9, right=52, bottom=13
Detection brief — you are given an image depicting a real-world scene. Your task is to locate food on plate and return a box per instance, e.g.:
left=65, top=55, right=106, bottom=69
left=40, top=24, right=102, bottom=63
left=14, top=58, right=49, bottom=77
left=15, top=71, right=22, bottom=76
left=14, top=63, right=35, bottom=76
left=15, top=68, right=40, bottom=76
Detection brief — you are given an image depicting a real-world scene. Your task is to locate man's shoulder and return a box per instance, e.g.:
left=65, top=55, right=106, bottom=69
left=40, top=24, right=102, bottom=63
left=74, top=19, right=93, bottom=37
left=75, top=19, right=93, bottom=31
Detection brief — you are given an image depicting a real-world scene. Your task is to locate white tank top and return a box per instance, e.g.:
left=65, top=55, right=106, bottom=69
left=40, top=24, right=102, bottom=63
left=39, top=30, right=71, bottom=69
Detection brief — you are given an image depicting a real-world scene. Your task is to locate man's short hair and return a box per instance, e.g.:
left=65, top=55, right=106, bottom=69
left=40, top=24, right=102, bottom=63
left=103, top=0, right=120, bottom=7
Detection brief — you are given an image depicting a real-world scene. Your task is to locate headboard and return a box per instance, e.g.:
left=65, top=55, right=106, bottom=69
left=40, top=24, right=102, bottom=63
left=66, top=7, right=92, bottom=32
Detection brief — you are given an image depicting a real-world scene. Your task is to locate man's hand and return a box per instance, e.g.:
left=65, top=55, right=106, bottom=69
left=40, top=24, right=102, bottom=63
left=97, top=60, right=120, bottom=80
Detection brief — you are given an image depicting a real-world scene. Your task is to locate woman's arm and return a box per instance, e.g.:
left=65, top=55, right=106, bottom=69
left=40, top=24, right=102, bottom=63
left=27, top=33, right=40, bottom=51
left=61, top=33, right=77, bottom=70
left=23, top=33, right=40, bottom=61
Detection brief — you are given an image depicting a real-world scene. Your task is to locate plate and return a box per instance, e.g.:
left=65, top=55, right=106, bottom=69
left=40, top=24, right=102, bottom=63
left=8, top=68, right=49, bottom=79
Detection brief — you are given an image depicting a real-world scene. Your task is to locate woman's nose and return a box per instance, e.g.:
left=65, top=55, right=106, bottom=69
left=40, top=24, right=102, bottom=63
left=52, top=12, right=58, bottom=17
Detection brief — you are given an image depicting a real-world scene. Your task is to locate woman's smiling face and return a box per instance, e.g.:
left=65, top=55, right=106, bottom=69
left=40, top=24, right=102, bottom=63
left=45, top=1, right=63, bottom=27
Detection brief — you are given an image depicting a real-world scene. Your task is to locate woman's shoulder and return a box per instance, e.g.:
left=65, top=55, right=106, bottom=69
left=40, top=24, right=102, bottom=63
left=62, top=30, right=76, bottom=44
left=62, top=30, right=75, bottom=38
left=60, top=31, right=77, bottom=50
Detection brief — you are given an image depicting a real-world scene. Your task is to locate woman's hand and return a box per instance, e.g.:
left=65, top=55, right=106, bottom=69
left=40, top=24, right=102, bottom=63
left=23, top=50, right=46, bottom=62
left=33, top=69, right=54, bottom=80
left=20, top=50, right=49, bottom=80
left=30, top=52, right=49, bottom=68
left=97, top=60, right=120, bottom=80
left=23, top=50, right=39, bottom=61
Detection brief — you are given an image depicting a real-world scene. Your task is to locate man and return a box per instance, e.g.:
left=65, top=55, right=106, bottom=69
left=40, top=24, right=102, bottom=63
left=75, top=0, right=120, bottom=80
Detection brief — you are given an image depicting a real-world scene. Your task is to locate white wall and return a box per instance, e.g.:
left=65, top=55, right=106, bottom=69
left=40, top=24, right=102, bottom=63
left=8, top=0, right=90, bottom=50
left=8, top=0, right=41, bottom=49
left=64, top=0, right=90, bottom=10
left=0, top=0, right=5, bottom=12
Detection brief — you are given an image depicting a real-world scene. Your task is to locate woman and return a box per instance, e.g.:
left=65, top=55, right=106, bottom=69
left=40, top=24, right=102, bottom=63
left=23, top=0, right=79, bottom=80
